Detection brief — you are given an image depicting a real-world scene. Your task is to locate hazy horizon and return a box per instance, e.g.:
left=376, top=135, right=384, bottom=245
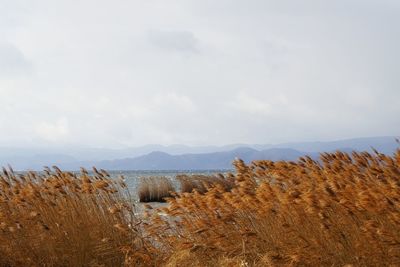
left=1, top=1, right=399, bottom=148
left=0, top=135, right=398, bottom=171
left=0, top=135, right=397, bottom=150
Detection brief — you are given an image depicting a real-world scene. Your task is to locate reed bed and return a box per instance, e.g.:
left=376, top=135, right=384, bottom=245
left=0, top=167, right=153, bottom=267
left=1, top=148, right=400, bottom=266
left=145, top=149, right=400, bottom=266
left=137, top=176, right=175, bottom=202
left=176, top=174, right=235, bottom=194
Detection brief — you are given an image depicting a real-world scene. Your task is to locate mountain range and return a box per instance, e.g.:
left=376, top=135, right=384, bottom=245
left=0, top=136, right=398, bottom=171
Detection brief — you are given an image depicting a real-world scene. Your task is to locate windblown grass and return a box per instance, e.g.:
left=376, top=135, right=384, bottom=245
left=177, top=174, right=235, bottom=194
left=1, top=148, right=400, bottom=266
left=137, top=176, right=175, bottom=202
left=146, top=149, right=400, bottom=266
left=0, top=167, right=153, bottom=267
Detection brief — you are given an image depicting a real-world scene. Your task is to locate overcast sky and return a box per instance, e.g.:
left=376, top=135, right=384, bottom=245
left=0, top=0, right=399, bottom=148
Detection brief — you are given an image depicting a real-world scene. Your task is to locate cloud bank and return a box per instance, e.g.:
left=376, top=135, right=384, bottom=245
left=0, top=0, right=399, bottom=147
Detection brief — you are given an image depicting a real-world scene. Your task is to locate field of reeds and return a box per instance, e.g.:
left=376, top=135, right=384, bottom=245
left=0, top=148, right=399, bottom=266
left=137, top=176, right=175, bottom=202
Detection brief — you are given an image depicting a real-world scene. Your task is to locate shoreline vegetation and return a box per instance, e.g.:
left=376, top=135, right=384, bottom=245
left=0, top=149, right=399, bottom=266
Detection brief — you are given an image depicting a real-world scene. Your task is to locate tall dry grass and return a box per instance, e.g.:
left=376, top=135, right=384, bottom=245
left=1, top=148, right=400, bottom=266
left=137, top=176, right=175, bottom=202
left=177, top=174, right=235, bottom=194
left=145, top=149, right=400, bottom=266
left=0, top=167, right=153, bottom=267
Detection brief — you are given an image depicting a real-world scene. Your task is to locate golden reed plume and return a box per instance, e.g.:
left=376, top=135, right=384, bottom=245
left=0, top=148, right=399, bottom=266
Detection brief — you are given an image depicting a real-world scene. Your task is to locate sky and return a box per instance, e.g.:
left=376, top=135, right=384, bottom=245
left=0, top=0, right=399, bottom=148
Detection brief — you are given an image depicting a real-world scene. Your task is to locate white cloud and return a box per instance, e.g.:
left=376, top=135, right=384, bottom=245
left=0, top=41, right=32, bottom=76
left=35, top=118, right=69, bottom=142
left=0, top=0, right=398, bottom=147
left=147, top=30, right=200, bottom=54
left=153, top=92, right=196, bottom=113
left=229, top=92, right=272, bottom=116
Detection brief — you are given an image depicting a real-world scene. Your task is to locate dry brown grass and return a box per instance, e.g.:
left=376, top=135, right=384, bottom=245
left=0, top=167, right=154, bottom=267
left=1, top=148, right=400, bottom=266
left=137, top=176, right=175, bottom=202
left=177, top=174, right=235, bottom=194
left=145, top=149, right=400, bottom=266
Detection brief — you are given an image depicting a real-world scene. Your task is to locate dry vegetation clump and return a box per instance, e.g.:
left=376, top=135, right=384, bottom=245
left=145, top=149, right=400, bottom=266
left=176, top=174, right=235, bottom=194
left=137, top=176, right=175, bottom=202
left=2, top=148, right=400, bottom=266
left=0, top=167, right=154, bottom=267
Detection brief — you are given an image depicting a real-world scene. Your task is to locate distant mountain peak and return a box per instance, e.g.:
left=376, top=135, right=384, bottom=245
left=0, top=136, right=398, bottom=170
